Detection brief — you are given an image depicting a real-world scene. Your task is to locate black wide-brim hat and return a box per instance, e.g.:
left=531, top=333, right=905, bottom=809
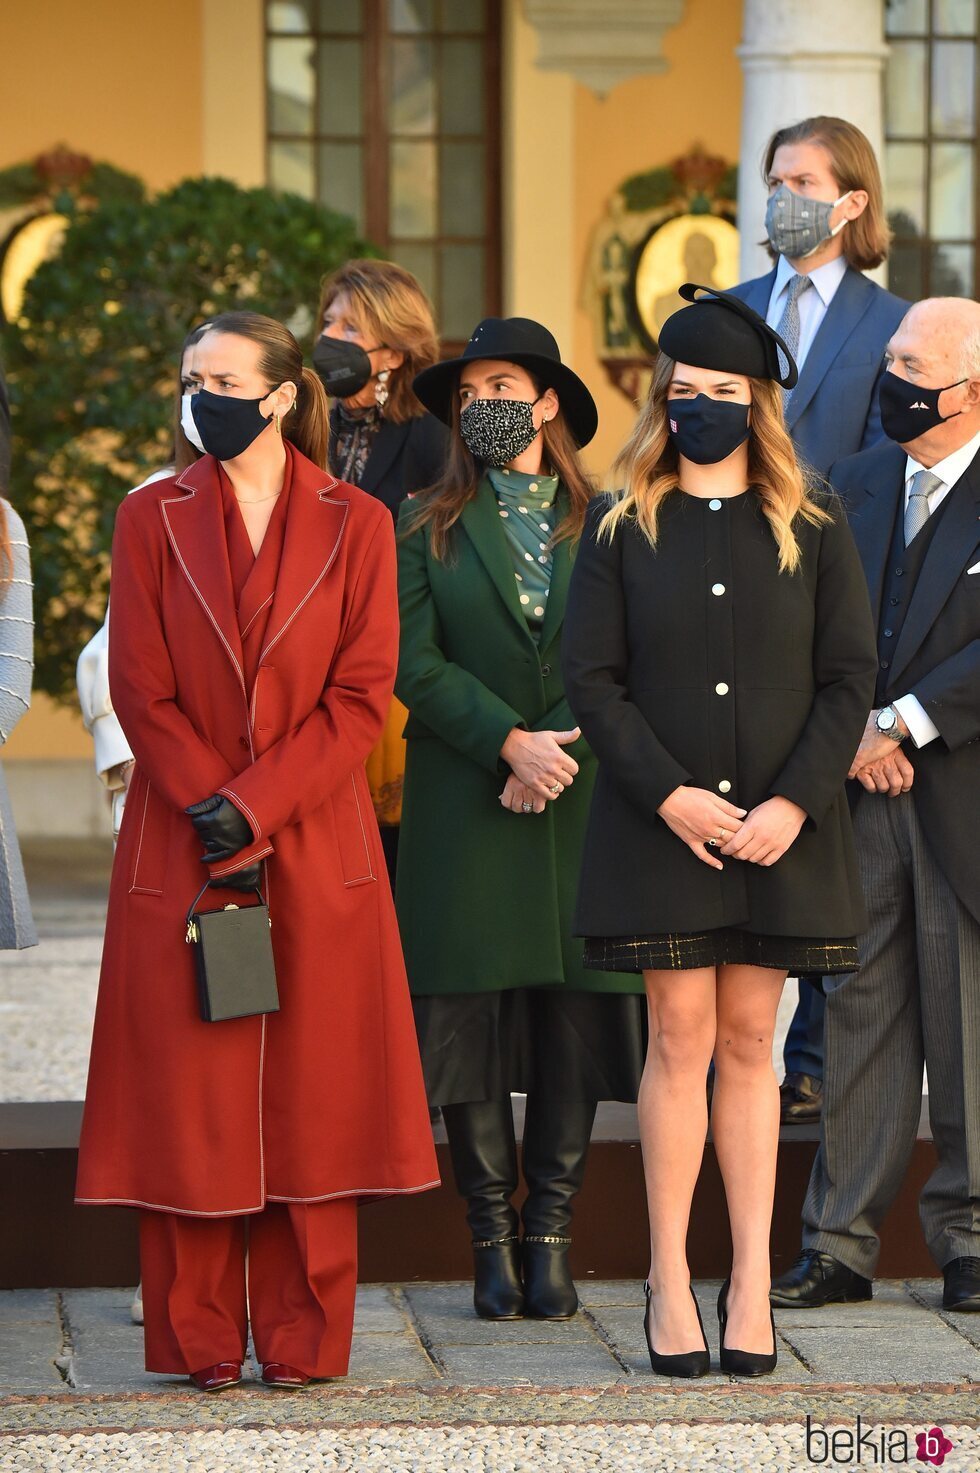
left=658, top=283, right=799, bottom=390
left=412, top=316, right=599, bottom=448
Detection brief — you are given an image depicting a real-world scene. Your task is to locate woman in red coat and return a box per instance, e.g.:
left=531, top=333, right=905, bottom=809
left=76, top=311, right=439, bottom=1391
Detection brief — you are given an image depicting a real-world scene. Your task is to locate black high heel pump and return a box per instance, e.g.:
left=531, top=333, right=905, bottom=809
left=717, top=1277, right=778, bottom=1377
left=643, top=1281, right=710, bottom=1378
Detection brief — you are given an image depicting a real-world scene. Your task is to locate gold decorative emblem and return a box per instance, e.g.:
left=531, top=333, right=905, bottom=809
left=584, top=146, right=739, bottom=404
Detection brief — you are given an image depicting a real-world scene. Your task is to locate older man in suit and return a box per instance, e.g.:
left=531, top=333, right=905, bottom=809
left=772, top=296, right=980, bottom=1314
left=732, top=117, right=908, bottom=1121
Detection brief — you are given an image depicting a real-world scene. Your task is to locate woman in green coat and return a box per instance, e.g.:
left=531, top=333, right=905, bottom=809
left=396, top=317, right=645, bottom=1322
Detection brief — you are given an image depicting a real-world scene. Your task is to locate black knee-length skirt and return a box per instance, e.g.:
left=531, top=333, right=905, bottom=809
left=412, top=987, right=647, bottom=1107
left=583, top=927, right=859, bottom=975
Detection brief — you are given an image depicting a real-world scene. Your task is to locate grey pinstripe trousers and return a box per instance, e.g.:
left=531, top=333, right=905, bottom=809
left=802, top=791, right=980, bottom=1276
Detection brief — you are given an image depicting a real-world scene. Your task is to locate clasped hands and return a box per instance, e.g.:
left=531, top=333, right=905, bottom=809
left=657, top=786, right=807, bottom=872
left=848, top=711, right=915, bottom=796
left=185, top=794, right=260, bottom=889
left=498, top=726, right=581, bottom=815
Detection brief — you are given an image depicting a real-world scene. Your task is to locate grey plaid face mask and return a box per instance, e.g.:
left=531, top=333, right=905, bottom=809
left=460, top=395, right=542, bottom=466
left=765, top=182, right=853, bottom=260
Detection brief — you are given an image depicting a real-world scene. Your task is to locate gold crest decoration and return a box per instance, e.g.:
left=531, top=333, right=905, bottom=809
left=584, top=146, right=739, bottom=404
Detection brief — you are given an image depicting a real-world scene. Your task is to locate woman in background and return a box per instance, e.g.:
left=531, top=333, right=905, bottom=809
left=313, top=261, right=447, bottom=881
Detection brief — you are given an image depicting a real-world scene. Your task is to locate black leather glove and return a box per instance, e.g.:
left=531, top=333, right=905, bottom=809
left=208, top=860, right=263, bottom=891
left=185, top=794, right=253, bottom=862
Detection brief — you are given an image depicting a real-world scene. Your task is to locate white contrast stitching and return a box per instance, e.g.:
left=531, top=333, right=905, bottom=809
left=216, top=788, right=262, bottom=842
left=345, top=772, right=376, bottom=885
left=208, top=843, right=273, bottom=877
left=258, top=499, right=349, bottom=665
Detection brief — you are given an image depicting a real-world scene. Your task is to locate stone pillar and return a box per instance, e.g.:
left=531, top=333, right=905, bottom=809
left=736, top=0, right=888, bottom=281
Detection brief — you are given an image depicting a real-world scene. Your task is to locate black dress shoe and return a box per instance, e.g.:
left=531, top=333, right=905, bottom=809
left=643, top=1282, right=710, bottom=1379
left=779, top=1073, right=823, bottom=1123
left=943, top=1257, right=980, bottom=1312
left=718, top=1278, right=777, bottom=1378
left=473, top=1237, right=525, bottom=1319
left=770, top=1249, right=872, bottom=1308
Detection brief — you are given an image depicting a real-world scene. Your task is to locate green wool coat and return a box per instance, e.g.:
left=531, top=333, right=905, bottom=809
left=394, top=481, right=642, bottom=997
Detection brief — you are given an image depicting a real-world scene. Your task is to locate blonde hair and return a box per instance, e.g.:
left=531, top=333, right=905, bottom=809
left=601, top=354, right=830, bottom=573
left=763, top=116, right=890, bottom=271
left=317, top=259, right=439, bottom=424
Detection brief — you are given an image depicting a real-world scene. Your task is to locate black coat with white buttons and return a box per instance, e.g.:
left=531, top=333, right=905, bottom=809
left=562, top=489, right=878, bottom=939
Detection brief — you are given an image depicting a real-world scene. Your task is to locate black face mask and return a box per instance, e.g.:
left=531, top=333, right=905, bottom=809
left=666, top=394, right=751, bottom=466
left=311, top=335, right=383, bottom=399
left=190, top=389, right=274, bottom=461
left=878, top=370, right=966, bottom=445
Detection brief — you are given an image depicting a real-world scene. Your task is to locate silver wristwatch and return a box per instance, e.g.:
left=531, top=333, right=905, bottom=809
left=875, top=705, right=906, bottom=743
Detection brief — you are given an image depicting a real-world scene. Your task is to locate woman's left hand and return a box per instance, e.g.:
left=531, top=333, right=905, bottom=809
left=718, top=796, right=807, bottom=866
left=499, top=773, right=545, bottom=815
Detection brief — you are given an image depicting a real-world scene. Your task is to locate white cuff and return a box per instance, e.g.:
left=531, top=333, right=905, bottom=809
left=893, top=694, right=941, bottom=749
left=92, top=712, right=134, bottom=785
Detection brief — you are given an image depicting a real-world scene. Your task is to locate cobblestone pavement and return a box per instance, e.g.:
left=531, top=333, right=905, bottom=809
left=1, top=1281, right=978, bottom=1470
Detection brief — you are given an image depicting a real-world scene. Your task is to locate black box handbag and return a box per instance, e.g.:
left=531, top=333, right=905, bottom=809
left=184, top=881, right=280, bottom=1023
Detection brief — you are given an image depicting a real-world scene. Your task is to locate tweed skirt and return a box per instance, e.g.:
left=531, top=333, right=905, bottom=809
left=583, top=927, right=859, bottom=976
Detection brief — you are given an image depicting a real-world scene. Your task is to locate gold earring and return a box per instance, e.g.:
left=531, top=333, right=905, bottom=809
left=274, top=411, right=281, bottom=435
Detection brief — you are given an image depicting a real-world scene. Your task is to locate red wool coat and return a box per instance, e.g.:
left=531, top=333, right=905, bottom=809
left=76, top=445, right=439, bottom=1216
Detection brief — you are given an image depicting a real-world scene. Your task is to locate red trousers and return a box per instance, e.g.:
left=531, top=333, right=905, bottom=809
left=139, top=1200, right=358, bottom=1377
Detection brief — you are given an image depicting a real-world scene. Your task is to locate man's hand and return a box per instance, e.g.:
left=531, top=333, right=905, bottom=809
left=853, top=746, right=915, bottom=796
left=499, top=773, right=545, bottom=814
left=718, top=795, right=807, bottom=866
left=849, top=710, right=910, bottom=779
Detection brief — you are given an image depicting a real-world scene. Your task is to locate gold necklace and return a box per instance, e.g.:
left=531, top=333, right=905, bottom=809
left=235, top=490, right=282, bottom=505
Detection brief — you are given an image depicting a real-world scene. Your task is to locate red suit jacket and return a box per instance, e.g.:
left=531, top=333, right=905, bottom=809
left=76, top=445, right=439, bottom=1215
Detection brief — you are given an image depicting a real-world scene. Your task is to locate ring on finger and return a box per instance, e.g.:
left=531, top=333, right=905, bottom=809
left=549, top=783, right=562, bottom=795
left=521, top=801, right=533, bottom=813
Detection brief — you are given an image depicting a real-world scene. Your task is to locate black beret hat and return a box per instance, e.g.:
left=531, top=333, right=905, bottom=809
left=658, top=283, right=799, bottom=390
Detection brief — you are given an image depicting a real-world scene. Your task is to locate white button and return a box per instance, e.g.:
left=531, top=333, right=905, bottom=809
left=708, top=498, right=722, bottom=510
left=528, top=483, right=538, bottom=493
left=711, top=583, right=726, bottom=596
left=718, top=780, right=732, bottom=793
left=518, top=505, right=528, bottom=513
left=715, top=682, right=729, bottom=695
left=525, top=552, right=534, bottom=561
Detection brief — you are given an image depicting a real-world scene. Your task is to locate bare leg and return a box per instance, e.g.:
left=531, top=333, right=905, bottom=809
left=712, top=964, right=786, bottom=1353
left=639, top=965, right=717, bottom=1354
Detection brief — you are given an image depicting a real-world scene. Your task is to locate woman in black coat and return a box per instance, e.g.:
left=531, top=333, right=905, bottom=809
left=312, top=260, right=448, bottom=880
left=562, top=286, right=877, bottom=1379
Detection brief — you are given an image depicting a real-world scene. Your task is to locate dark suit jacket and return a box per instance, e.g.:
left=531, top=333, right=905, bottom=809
left=0, top=366, right=10, bottom=491
left=833, top=438, right=980, bottom=926
left=731, top=266, right=907, bottom=479
left=562, top=492, right=877, bottom=939
left=333, top=410, right=448, bottom=518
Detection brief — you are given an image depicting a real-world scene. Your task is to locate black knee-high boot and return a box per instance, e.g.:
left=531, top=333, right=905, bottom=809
left=520, top=1097, right=597, bottom=1318
left=441, top=1099, right=524, bottom=1320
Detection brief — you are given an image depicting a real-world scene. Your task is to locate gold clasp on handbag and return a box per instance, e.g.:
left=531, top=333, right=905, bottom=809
left=185, top=920, right=199, bottom=944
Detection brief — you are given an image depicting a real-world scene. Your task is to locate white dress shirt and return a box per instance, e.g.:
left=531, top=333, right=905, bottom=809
left=891, top=428, right=980, bottom=747
left=765, top=254, right=849, bottom=368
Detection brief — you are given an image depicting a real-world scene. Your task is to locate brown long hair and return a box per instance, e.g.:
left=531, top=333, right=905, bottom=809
left=316, top=259, right=439, bottom=424
left=404, top=370, right=594, bottom=562
left=602, top=353, right=829, bottom=574
left=763, top=116, right=890, bottom=271
left=203, top=311, right=331, bottom=469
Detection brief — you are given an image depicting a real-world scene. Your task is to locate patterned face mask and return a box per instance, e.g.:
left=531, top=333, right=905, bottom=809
left=764, top=182, right=853, bottom=260
left=460, top=395, right=542, bottom=467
